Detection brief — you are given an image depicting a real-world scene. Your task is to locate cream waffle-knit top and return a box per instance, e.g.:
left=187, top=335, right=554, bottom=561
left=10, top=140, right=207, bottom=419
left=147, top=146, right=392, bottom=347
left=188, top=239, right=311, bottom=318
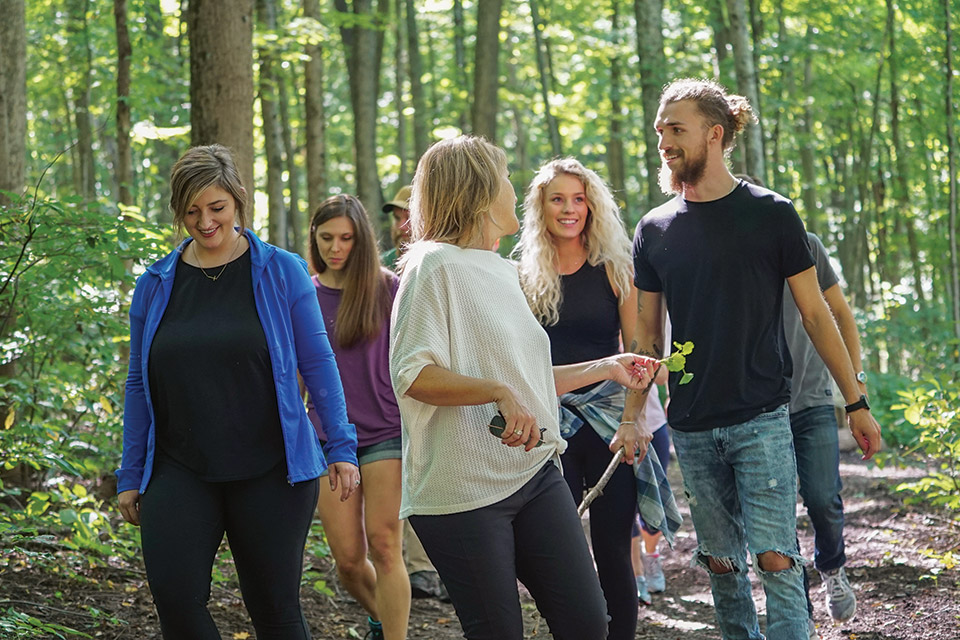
left=390, top=241, right=565, bottom=517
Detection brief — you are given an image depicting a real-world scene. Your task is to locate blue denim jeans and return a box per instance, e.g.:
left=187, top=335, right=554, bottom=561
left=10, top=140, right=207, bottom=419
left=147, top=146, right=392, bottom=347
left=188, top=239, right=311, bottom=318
left=672, top=405, right=808, bottom=640
left=791, top=404, right=846, bottom=617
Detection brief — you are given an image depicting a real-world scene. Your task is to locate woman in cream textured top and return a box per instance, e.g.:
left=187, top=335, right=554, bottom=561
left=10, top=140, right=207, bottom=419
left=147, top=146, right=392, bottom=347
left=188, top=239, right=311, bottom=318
left=389, top=135, right=657, bottom=640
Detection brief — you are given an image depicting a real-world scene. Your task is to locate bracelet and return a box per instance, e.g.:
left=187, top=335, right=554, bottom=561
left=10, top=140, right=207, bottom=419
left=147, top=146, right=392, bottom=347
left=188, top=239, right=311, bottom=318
left=619, top=421, right=637, bottom=425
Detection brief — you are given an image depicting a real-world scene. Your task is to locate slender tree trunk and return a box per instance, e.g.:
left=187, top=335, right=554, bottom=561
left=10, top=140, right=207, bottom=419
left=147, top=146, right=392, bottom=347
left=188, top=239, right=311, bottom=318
left=798, top=39, right=818, bottom=232
left=258, top=0, right=287, bottom=248
left=769, top=0, right=788, bottom=193
left=115, top=0, right=133, bottom=208
left=472, top=0, right=504, bottom=142
left=0, top=0, right=27, bottom=203
left=884, top=0, right=923, bottom=303
left=278, top=75, right=303, bottom=256
left=303, top=0, right=327, bottom=214
left=530, top=0, right=562, bottom=156
left=608, top=0, right=627, bottom=213
left=504, top=44, right=530, bottom=186
left=726, top=0, right=765, bottom=180
left=634, top=0, right=666, bottom=211
left=946, top=0, right=960, bottom=343
left=187, top=0, right=256, bottom=196
left=709, top=0, right=733, bottom=84
left=405, top=0, right=428, bottom=160
left=336, top=0, right=383, bottom=214
left=394, top=0, right=410, bottom=185
left=0, top=0, right=27, bottom=426
left=453, top=0, right=469, bottom=131
left=68, top=0, right=97, bottom=201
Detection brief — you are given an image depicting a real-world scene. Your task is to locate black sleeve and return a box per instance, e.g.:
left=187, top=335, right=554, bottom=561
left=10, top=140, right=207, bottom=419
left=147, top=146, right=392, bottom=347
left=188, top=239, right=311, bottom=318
left=633, top=219, right=663, bottom=292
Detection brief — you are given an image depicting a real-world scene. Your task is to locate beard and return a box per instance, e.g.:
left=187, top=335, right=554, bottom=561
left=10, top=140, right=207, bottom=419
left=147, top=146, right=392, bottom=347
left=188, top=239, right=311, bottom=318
left=658, top=142, right=708, bottom=195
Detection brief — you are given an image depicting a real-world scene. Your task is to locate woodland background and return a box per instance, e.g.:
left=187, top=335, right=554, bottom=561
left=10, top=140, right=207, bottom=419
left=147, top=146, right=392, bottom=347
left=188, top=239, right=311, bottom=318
left=0, top=0, right=958, bottom=637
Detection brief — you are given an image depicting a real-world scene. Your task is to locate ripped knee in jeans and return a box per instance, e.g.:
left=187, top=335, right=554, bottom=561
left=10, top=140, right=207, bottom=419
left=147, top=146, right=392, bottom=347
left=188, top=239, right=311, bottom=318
left=754, top=549, right=806, bottom=576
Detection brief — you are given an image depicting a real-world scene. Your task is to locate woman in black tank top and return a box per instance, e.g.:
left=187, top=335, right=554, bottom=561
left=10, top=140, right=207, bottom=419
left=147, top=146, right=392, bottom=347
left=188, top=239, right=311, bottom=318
left=514, top=157, right=652, bottom=640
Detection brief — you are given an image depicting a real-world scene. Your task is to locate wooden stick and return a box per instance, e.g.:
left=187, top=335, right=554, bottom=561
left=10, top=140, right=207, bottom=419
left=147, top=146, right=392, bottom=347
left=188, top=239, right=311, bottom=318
left=578, top=448, right=624, bottom=517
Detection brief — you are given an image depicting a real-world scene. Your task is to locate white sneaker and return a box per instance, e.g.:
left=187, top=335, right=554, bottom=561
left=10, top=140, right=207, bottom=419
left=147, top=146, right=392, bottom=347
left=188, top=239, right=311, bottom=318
left=821, top=567, right=857, bottom=622
left=643, top=553, right=666, bottom=593
left=636, top=575, right=652, bottom=605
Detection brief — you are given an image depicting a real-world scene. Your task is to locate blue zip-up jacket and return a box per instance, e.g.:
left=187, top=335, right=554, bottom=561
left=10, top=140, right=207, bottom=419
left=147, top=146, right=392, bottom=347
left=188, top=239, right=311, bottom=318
left=116, top=230, right=357, bottom=494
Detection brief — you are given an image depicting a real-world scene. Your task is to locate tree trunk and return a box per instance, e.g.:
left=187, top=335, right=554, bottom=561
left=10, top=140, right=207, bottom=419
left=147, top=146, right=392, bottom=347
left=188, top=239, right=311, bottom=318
left=394, top=0, right=410, bottom=185
left=885, top=0, right=922, bottom=304
left=769, top=0, right=790, bottom=193
left=946, top=0, right=960, bottom=343
left=187, top=0, right=255, bottom=196
left=726, top=0, right=765, bottom=180
left=0, top=0, right=27, bottom=203
left=279, top=74, right=303, bottom=256
left=530, top=0, right=562, bottom=156
left=303, top=0, right=327, bottom=215
left=798, top=40, right=818, bottom=233
left=608, top=0, right=627, bottom=213
left=336, top=0, right=383, bottom=215
left=68, top=0, right=97, bottom=201
left=114, top=0, right=133, bottom=208
left=257, top=0, right=287, bottom=248
left=709, top=0, right=733, bottom=84
left=472, top=0, right=504, bottom=142
left=405, top=0, right=429, bottom=160
left=634, top=0, right=666, bottom=211
left=453, top=0, right=469, bottom=131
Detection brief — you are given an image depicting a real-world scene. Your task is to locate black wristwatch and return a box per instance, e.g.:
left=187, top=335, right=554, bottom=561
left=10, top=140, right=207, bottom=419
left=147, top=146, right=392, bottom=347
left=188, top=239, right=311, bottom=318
left=844, top=394, right=870, bottom=414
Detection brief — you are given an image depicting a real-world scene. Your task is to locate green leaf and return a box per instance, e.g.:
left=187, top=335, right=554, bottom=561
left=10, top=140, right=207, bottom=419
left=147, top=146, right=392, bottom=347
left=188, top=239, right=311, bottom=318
left=679, top=372, right=694, bottom=385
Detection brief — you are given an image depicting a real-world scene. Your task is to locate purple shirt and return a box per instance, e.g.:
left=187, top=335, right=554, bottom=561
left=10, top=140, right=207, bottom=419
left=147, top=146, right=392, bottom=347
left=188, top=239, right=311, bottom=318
left=307, top=273, right=401, bottom=447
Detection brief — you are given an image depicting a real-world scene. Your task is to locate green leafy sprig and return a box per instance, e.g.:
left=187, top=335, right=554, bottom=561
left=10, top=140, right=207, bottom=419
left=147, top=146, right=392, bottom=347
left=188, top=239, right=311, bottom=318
left=658, top=341, right=695, bottom=385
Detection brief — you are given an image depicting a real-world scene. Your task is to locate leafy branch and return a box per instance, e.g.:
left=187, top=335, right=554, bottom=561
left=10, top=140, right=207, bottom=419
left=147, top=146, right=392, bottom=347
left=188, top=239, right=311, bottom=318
left=657, top=341, right=695, bottom=385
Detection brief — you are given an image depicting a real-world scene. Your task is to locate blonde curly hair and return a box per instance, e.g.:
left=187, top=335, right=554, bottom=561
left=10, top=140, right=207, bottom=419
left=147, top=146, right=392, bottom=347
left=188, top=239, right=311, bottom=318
left=513, top=158, right=633, bottom=326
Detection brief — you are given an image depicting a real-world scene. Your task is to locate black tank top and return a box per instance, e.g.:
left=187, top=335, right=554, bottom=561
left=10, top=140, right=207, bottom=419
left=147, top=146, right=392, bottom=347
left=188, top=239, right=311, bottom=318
left=543, top=262, right=621, bottom=367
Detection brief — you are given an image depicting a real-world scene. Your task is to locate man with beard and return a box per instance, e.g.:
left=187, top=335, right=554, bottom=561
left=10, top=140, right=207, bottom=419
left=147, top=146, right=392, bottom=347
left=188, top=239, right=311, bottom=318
left=381, top=185, right=412, bottom=271
left=624, top=78, right=882, bottom=640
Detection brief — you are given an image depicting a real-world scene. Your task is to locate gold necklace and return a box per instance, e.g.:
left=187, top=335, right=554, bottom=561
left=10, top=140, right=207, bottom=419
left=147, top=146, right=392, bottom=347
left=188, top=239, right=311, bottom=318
left=194, top=235, right=242, bottom=282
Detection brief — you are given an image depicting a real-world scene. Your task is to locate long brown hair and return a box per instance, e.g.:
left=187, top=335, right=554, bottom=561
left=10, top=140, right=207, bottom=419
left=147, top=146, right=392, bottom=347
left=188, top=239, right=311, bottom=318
left=308, top=195, right=392, bottom=348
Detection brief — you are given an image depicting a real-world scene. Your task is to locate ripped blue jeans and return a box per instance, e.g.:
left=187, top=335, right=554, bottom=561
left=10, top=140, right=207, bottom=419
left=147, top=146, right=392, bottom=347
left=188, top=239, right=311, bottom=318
left=672, top=405, right=808, bottom=640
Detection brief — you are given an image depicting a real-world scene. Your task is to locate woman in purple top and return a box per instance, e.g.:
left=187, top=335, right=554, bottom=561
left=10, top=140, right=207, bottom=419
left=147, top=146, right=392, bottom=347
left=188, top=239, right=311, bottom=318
left=306, top=195, right=408, bottom=640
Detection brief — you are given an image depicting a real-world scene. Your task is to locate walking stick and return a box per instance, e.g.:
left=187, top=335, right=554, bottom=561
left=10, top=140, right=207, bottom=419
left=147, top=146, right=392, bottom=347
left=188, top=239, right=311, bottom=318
left=578, top=448, right=625, bottom=517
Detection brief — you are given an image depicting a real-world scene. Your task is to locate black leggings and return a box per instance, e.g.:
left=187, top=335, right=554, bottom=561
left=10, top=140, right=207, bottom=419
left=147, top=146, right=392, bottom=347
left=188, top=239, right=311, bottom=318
left=562, top=425, right=638, bottom=640
left=140, top=457, right=320, bottom=640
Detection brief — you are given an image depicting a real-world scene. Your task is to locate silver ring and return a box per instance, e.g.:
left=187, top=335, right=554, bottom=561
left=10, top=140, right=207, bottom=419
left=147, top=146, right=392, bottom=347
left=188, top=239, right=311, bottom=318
left=354, top=479, right=361, bottom=486
left=514, top=429, right=523, bottom=436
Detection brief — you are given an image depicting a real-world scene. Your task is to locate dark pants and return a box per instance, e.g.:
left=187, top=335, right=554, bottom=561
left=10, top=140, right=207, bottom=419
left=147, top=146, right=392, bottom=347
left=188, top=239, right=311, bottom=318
left=409, top=463, right=608, bottom=640
left=140, top=456, right=319, bottom=640
left=562, top=425, right=638, bottom=640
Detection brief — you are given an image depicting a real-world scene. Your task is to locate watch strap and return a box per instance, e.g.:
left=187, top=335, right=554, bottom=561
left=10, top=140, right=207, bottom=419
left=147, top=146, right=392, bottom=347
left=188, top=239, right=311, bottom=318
left=844, top=394, right=870, bottom=414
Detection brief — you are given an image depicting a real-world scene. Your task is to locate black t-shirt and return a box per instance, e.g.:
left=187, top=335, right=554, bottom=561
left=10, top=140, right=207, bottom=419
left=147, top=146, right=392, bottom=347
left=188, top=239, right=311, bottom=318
left=544, top=262, right=620, bottom=366
left=632, top=181, right=814, bottom=432
left=148, top=249, right=285, bottom=480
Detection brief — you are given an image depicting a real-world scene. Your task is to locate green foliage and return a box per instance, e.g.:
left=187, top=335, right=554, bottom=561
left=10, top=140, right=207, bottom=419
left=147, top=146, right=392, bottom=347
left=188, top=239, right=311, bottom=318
left=0, top=187, right=164, bottom=583
left=659, top=341, right=695, bottom=386
left=0, top=608, right=92, bottom=639
left=889, top=376, right=960, bottom=513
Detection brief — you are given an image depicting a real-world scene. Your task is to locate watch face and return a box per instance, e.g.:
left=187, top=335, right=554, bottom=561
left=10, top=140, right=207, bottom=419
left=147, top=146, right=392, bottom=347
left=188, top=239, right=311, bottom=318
left=856, top=371, right=867, bottom=383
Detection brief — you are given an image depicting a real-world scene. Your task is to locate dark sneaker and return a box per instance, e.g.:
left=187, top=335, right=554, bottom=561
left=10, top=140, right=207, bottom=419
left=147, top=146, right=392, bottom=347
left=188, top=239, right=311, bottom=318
left=821, top=567, right=857, bottom=622
left=409, top=570, right=439, bottom=599
left=364, top=617, right=384, bottom=640
left=436, top=578, right=452, bottom=603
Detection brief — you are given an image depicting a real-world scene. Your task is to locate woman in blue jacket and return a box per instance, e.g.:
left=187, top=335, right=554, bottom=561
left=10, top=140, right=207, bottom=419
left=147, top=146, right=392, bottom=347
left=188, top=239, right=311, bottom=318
left=116, top=144, right=359, bottom=639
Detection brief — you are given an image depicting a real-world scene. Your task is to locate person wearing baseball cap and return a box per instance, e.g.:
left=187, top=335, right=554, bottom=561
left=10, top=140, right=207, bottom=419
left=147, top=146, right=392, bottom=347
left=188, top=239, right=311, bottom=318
left=381, top=185, right=412, bottom=270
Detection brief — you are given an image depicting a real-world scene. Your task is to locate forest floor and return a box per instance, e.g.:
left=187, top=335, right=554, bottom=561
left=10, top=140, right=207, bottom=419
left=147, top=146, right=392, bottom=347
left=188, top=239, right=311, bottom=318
left=1, top=443, right=958, bottom=640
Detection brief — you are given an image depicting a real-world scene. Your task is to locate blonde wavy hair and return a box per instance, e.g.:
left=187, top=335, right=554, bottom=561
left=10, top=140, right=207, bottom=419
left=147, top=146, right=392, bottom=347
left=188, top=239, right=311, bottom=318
left=514, top=158, right=633, bottom=326
left=408, top=135, right=508, bottom=248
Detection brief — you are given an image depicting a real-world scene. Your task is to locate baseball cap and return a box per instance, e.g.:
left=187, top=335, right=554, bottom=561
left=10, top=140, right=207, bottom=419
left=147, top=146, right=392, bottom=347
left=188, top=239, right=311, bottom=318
left=382, top=185, right=412, bottom=213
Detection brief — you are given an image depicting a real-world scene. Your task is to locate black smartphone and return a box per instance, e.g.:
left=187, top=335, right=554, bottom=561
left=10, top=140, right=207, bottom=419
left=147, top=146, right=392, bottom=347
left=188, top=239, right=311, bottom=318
left=488, top=412, right=545, bottom=447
